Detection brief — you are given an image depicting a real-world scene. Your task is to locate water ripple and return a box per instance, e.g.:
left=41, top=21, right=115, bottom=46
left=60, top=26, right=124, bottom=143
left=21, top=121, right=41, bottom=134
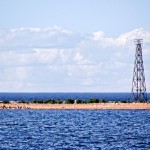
left=0, top=110, right=150, bottom=149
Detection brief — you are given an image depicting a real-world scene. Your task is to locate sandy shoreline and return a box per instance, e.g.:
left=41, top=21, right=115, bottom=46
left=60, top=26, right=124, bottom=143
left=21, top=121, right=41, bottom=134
left=0, top=102, right=150, bottom=110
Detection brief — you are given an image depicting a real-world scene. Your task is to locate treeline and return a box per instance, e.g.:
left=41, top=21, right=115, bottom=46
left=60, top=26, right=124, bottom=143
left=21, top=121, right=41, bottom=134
left=0, top=98, right=148, bottom=104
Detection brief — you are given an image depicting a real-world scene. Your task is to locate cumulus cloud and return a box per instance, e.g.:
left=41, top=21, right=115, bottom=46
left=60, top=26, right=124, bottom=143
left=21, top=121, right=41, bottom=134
left=0, top=27, right=150, bottom=92
left=0, top=26, right=81, bottom=50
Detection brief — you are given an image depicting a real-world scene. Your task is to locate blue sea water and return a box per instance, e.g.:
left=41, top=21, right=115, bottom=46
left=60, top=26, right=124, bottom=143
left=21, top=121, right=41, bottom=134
left=0, top=93, right=150, bottom=101
left=0, top=110, right=150, bottom=149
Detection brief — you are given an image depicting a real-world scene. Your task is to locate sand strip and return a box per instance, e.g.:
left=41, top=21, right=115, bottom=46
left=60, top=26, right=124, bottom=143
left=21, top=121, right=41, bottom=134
left=0, top=102, right=150, bottom=110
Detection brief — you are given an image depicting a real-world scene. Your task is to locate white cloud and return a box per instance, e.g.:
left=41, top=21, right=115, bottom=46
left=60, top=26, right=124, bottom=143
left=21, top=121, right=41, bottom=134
left=34, top=48, right=58, bottom=64
left=116, top=28, right=150, bottom=46
left=0, top=26, right=81, bottom=49
left=92, top=31, right=115, bottom=47
left=0, top=27, right=150, bottom=92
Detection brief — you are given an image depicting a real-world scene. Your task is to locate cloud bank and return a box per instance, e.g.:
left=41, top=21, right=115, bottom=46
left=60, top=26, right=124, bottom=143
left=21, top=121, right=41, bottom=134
left=0, top=27, right=150, bottom=92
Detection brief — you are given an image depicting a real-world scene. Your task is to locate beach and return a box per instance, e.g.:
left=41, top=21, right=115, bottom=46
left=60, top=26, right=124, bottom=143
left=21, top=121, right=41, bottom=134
left=0, top=102, right=150, bottom=110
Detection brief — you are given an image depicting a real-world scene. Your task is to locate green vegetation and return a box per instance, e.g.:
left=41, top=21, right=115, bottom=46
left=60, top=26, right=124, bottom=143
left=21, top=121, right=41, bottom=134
left=2, top=100, right=10, bottom=104
left=32, top=100, right=44, bottom=104
left=1, top=98, right=148, bottom=104
left=87, top=98, right=99, bottom=103
left=75, top=99, right=86, bottom=104
left=138, top=99, right=145, bottom=103
left=55, top=99, right=63, bottom=104
left=100, top=99, right=107, bottom=103
left=31, top=99, right=54, bottom=104
left=64, top=98, right=74, bottom=104
left=120, top=100, right=128, bottom=103
left=18, top=99, right=27, bottom=103
left=30, top=99, right=63, bottom=104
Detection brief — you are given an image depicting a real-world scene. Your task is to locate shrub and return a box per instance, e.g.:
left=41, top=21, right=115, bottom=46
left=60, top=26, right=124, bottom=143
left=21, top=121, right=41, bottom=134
left=99, top=99, right=107, bottom=103
left=87, top=98, right=99, bottom=103
left=50, top=100, right=56, bottom=104
left=56, top=99, right=63, bottom=104
left=37, top=100, right=44, bottom=103
left=18, top=99, right=26, bottom=103
left=138, top=99, right=145, bottom=103
left=64, top=98, right=74, bottom=104
left=75, top=99, right=83, bottom=104
left=45, top=99, right=54, bottom=104
left=2, top=100, right=10, bottom=104
left=120, top=100, right=128, bottom=103
left=31, top=99, right=44, bottom=103
left=31, top=100, right=38, bottom=103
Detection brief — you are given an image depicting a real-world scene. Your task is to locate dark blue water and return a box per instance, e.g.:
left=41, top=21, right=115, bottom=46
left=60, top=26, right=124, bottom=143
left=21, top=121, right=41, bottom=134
left=0, top=93, right=150, bottom=101
left=0, top=110, right=150, bottom=149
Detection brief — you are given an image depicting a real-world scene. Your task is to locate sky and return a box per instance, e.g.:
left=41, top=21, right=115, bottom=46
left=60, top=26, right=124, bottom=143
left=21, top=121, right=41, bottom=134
left=0, top=0, right=150, bottom=92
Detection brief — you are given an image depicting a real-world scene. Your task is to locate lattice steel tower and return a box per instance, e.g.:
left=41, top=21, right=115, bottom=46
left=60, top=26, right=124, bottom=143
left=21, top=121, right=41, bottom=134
left=132, top=39, right=147, bottom=102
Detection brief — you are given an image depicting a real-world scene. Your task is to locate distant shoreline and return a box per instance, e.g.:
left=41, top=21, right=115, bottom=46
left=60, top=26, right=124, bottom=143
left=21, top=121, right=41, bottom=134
left=0, top=102, right=150, bottom=110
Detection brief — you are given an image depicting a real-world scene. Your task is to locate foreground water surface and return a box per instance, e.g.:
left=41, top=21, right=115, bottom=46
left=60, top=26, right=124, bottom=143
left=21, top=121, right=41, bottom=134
left=0, top=110, right=150, bottom=150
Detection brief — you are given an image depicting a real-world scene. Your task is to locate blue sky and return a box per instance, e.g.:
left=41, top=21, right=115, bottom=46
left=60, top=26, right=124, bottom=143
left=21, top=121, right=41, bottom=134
left=0, top=0, right=150, bottom=92
left=1, top=0, right=150, bottom=36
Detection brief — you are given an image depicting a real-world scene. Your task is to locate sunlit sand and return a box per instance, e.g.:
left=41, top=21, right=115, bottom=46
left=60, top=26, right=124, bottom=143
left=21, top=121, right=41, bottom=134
left=0, top=102, right=150, bottom=110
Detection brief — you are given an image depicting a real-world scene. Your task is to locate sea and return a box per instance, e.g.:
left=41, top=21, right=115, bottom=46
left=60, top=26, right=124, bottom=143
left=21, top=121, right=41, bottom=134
left=0, top=92, right=150, bottom=101
left=0, top=110, right=150, bottom=149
